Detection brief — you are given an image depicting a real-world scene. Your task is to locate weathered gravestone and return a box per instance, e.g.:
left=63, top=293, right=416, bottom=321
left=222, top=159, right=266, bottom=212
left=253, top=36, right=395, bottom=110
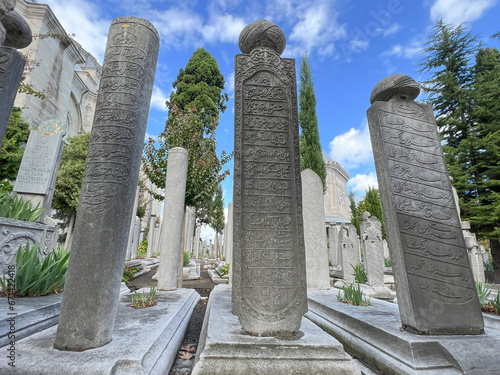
left=366, top=73, right=484, bottom=334
left=157, top=147, right=188, bottom=291
left=54, top=17, right=159, bottom=350
left=0, top=0, right=32, bottom=145
left=14, top=120, right=67, bottom=222
left=232, top=19, right=307, bottom=335
left=302, top=168, right=330, bottom=289
left=360, top=211, right=384, bottom=288
left=338, top=224, right=359, bottom=283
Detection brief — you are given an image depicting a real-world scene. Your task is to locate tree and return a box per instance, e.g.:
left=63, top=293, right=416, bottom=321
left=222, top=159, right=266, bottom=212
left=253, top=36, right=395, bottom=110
left=298, top=52, right=326, bottom=191
left=52, top=132, right=90, bottom=221
left=349, top=191, right=361, bottom=236
left=210, top=183, right=225, bottom=235
left=143, top=49, right=231, bottom=224
left=357, top=187, right=386, bottom=239
left=0, top=107, right=30, bottom=181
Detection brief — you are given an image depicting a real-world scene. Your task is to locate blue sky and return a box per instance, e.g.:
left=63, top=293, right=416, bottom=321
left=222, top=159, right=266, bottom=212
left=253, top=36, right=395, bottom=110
left=41, top=0, right=499, bottom=237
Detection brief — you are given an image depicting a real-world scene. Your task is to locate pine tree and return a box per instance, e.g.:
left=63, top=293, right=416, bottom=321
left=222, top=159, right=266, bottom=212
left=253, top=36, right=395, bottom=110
left=0, top=108, right=30, bottom=181
left=210, top=184, right=225, bottom=236
left=349, top=191, right=361, bottom=236
left=298, top=52, right=326, bottom=191
left=143, top=49, right=231, bottom=224
left=357, top=187, right=386, bottom=239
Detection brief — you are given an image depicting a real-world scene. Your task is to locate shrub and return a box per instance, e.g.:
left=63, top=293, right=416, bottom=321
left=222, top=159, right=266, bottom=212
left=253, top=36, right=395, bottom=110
left=352, top=264, right=367, bottom=284
left=0, top=242, right=69, bottom=297
left=384, top=257, right=392, bottom=267
left=218, top=263, right=229, bottom=277
left=136, top=240, right=147, bottom=259
left=337, top=282, right=370, bottom=306
left=122, top=265, right=139, bottom=284
left=490, top=293, right=500, bottom=314
left=0, top=192, right=44, bottom=222
left=131, top=283, right=157, bottom=308
left=183, top=250, right=192, bottom=266
left=484, top=260, right=494, bottom=272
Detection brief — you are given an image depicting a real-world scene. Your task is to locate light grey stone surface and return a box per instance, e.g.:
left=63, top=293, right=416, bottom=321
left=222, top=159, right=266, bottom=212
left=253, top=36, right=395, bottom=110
left=463, top=223, right=486, bottom=283
left=226, top=201, right=233, bottom=284
left=147, top=214, right=156, bottom=257
left=54, top=17, right=159, bottom=350
left=0, top=217, right=57, bottom=274
left=233, top=20, right=307, bottom=335
left=157, top=147, right=189, bottom=291
left=0, top=293, right=62, bottom=348
left=193, top=284, right=360, bottom=375
left=339, top=224, right=359, bottom=283
left=327, top=223, right=339, bottom=267
left=131, top=216, right=141, bottom=260
left=0, top=46, right=25, bottom=145
left=367, top=74, right=484, bottom=335
left=1, top=289, right=200, bottom=374
left=302, top=168, right=330, bottom=289
left=194, top=224, right=201, bottom=259
left=125, top=186, right=140, bottom=260
left=307, top=289, right=500, bottom=375
left=360, top=212, right=384, bottom=287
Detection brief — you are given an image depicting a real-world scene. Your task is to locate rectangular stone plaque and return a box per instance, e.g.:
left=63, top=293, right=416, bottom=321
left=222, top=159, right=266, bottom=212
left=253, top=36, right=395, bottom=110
left=367, top=90, right=484, bottom=335
left=233, top=48, right=307, bottom=335
left=14, top=131, right=64, bottom=195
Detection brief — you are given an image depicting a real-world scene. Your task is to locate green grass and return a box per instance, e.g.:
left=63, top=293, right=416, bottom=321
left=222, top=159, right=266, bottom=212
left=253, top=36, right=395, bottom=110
left=337, top=282, right=370, bottom=306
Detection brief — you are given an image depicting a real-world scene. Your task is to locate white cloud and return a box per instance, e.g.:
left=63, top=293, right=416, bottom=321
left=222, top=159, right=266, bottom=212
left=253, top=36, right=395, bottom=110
left=150, top=86, right=169, bottom=112
left=329, top=120, right=373, bottom=169
left=225, top=71, right=235, bottom=95
left=381, top=41, right=422, bottom=59
left=348, top=172, right=379, bottom=196
left=43, top=0, right=111, bottom=63
left=382, top=23, right=401, bottom=37
left=200, top=14, right=246, bottom=44
left=349, top=38, right=370, bottom=53
left=200, top=224, right=216, bottom=242
left=429, top=0, right=496, bottom=24
left=144, top=132, right=158, bottom=143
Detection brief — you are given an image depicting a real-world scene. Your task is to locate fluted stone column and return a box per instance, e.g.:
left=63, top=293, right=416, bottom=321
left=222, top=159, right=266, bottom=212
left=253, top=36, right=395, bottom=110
left=54, top=17, right=159, bottom=350
left=157, top=147, right=189, bottom=290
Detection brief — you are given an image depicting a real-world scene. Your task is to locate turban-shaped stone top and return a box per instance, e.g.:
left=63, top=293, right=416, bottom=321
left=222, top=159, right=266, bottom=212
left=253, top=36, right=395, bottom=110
left=370, top=74, right=420, bottom=104
left=239, top=19, right=286, bottom=55
left=1, top=0, right=32, bottom=49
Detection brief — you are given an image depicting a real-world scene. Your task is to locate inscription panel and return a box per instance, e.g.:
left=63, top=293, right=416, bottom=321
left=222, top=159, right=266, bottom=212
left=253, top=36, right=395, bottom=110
left=367, top=92, right=483, bottom=334
left=233, top=46, right=306, bottom=334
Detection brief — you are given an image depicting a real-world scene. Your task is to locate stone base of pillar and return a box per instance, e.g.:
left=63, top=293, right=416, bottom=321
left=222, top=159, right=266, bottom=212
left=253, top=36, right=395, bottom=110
left=192, top=284, right=360, bottom=375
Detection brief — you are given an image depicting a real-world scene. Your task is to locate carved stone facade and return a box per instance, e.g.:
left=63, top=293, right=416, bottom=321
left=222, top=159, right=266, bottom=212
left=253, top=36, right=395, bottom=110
left=13, top=1, right=101, bottom=137
left=322, top=150, right=350, bottom=223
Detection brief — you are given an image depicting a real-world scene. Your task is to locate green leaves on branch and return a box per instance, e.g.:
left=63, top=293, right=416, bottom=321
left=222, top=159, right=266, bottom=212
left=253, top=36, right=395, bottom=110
left=0, top=107, right=30, bottom=181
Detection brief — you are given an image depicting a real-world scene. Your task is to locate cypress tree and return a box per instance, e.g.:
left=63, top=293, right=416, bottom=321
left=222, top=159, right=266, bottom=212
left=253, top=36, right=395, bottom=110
left=298, top=52, right=326, bottom=191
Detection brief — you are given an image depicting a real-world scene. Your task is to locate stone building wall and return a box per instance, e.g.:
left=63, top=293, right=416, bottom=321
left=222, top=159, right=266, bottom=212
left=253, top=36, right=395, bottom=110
left=13, top=1, right=101, bottom=138
left=323, top=151, right=351, bottom=223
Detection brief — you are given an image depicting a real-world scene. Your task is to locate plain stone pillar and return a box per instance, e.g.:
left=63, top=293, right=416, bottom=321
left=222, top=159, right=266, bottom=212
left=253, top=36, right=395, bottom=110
left=131, top=216, right=141, bottom=260
left=339, top=225, right=358, bottom=283
left=233, top=20, right=307, bottom=335
left=147, top=214, right=156, bottom=258
left=125, top=187, right=140, bottom=260
left=194, top=224, right=201, bottom=259
left=226, top=202, right=234, bottom=284
left=301, top=169, right=330, bottom=289
left=327, top=224, right=339, bottom=267
left=367, top=74, right=483, bottom=334
left=157, top=147, right=189, bottom=291
left=360, top=212, right=384, bottom=287
left=54, top=17, right=159, bottom=350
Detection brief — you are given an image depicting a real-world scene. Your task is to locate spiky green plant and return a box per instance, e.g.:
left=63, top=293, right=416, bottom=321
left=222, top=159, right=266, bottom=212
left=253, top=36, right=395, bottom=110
left=384, top=258, right=392, bottom=267
left=130, top=283, right=157, bottom=308
left=0, top=192, right=44, bottom=222
left=475, top=281, right=492, bottom=305
left=337, top=282, right=370, bottom=306
left=352, top=264, right=367, bottom=284
left=183, top=250, right=192, bottom=266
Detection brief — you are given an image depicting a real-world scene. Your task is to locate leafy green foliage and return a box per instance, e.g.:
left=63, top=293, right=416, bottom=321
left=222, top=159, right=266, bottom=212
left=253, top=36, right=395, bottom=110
left=489, top=293, right=500, bottom=314
left=183, top=250, right=192, bottom=266
left=0, top=108, right=30, bottom=181
left=137, top=240, right=148, bottom=259
left=384, top=258, right=392, bottom=267
left=210, top=184, right=225, bottom=235
left=218, top=263, right=229, bottom=277
left=122, top=265, right=139, bottom=284
left=298, top=52, right=326, bottom=191
left=0, top=191, right=44, bottom=222
left=485, top=260, right=494, bottom=272
left=475, top=281, right=492, bottom=305
left=52, top=132, right=90, bottom=220
left=352, top=264, right=367, bottom=284
left=0, top=243, right=69, bottom=297
left=337, top=282, right=370, bottom=306
left=349, top=191, right=361, bottom=236
left=130, top=283, right=157, bottom=308
left=358, top=187, right=386, bottom=239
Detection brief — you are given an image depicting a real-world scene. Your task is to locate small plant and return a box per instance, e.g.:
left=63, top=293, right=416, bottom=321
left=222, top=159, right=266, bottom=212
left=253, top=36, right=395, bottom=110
left=130, top=283, right=157, bottom=308
left=352, top=264, right=367, bottom=284
left=337, top=282, right=370, bottom=306
left=384, top=257, right=392, bottom=267
left=329, top=259, right=332, bottom=267
left=490, top=293, right=500, bottom=314
left=152, top=252, right=160, bottom=257
left=475, top=281, right=492, bottom=305
left=484, top=260, right=494, bottom=272
left=0, top=192, right=44, bottom=222
left=0, top=242, right=69, bottom=297
left=122, top=265, right=139, bottom=284
left=183, top=250, right=192, bottom=266
left=136, top=240, right=147, bottom=259
left=218, top=263, right=229, bottom=277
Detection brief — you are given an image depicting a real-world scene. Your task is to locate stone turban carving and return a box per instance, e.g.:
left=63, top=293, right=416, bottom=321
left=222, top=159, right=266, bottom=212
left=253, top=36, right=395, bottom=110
left=0, top=0, right=32, bottom=49
left=239, top=19, right=286, bottom=55
left=370, top=73, right=420, bottom=104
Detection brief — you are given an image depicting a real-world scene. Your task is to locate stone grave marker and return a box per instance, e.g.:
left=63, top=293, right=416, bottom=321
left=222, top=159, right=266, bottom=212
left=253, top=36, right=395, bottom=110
left=360, top=212, right=384, bottom=287
left=232, top=19, right=307, bottom=335
left=302, top=168, right=330, bottom=289
left=54, top=17, right=159, bottom=350
left=366, top=73, right=484, bottom=334
left=339, top=224, right=358, bottom=283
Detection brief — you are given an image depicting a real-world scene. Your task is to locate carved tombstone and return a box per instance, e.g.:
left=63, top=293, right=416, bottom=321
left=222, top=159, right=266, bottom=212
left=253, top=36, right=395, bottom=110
left=366, top=74, right=484, bottom=334
left=301, top=168, right=330, bottom=289
left=360, top=212, right=384, bottom=287
left=327, top=224, right=339, bottom=267
left=232, top=19, right=307, bottom=335
left=339, top=224, right=358, bottom=283
left=54, top=17, right=159, bottom=350
left=0, top=0, right=32, bottom=145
